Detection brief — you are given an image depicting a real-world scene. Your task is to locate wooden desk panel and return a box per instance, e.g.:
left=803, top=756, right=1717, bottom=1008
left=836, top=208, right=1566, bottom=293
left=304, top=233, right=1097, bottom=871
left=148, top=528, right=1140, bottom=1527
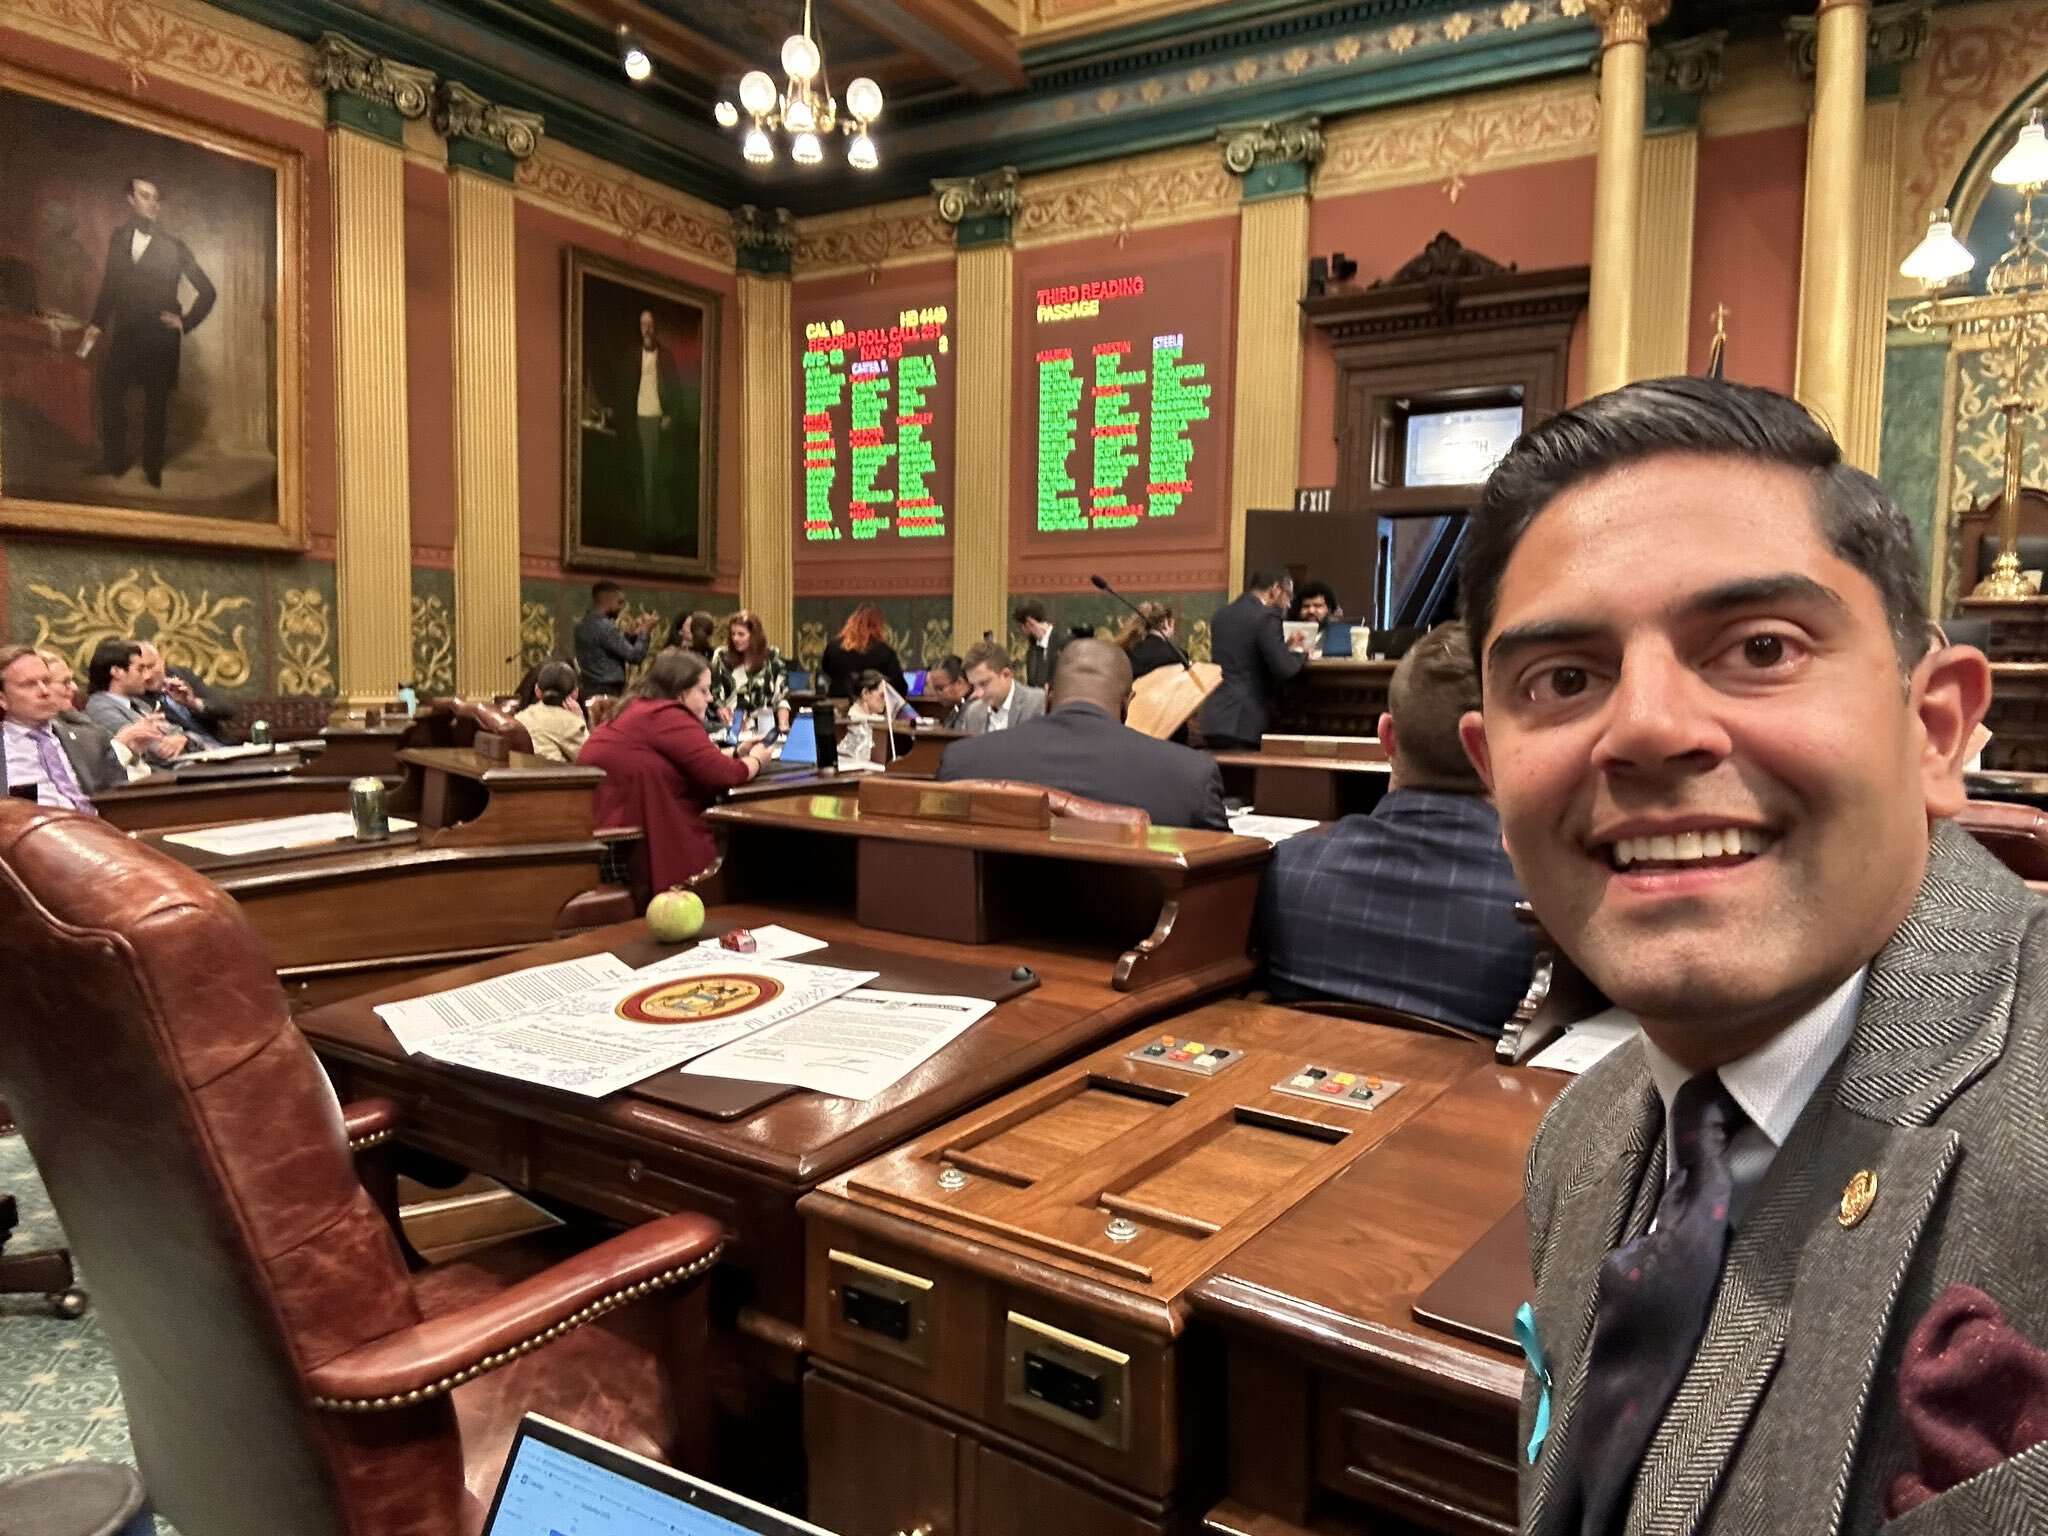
left=1190, top=1064, right=1566, bottom=1536
left=1270, top=660, right=1397, bottom=739
left=1211, top=754, right=1390, bottom=821
left=95, top=772, right=362, bottom=833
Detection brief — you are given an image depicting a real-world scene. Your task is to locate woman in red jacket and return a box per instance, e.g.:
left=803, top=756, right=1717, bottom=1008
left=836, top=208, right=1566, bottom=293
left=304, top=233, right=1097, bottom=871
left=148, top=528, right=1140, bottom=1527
left=579, top=648, right=771, bottom=890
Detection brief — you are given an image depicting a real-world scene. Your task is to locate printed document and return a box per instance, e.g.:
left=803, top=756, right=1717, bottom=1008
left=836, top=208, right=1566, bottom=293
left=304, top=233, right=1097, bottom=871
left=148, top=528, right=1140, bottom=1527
left=682, top=989, right=994, bottom=1101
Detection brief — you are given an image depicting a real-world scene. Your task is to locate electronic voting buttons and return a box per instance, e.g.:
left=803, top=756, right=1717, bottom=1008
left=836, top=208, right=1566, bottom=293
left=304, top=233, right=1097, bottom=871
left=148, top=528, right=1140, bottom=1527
left=1126, top=1034, right=1239, bottom=1077
left=1272, top=1065, right=1404, bottom=1110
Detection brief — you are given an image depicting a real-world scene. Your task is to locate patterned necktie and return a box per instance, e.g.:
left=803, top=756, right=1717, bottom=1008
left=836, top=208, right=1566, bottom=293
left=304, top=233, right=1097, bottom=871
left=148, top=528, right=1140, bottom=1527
left=1576, top=1071, right=1745, bottom=1536
left=31, top=728, right=96, bottom=815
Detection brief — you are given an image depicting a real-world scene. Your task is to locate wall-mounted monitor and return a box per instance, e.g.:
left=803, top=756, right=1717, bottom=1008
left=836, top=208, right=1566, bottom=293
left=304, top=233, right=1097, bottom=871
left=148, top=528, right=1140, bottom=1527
left=1401, top=404, right=1524, bottom=488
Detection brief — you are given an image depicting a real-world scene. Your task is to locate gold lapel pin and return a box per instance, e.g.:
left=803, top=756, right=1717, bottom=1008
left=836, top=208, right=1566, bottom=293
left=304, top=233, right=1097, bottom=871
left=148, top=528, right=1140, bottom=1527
left=1839, top=1169, right=1879, bottom=1228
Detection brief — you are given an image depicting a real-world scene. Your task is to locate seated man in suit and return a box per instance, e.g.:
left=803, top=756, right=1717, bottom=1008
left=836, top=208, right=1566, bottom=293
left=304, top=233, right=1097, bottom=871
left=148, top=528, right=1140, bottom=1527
left=1257, top=622, right=1533, bottom=1033
left=1201, top=567, right=1309, bottom=750
left=0, top=644, right=129, bottom=811
left=41, top=650, right=162, bottom=782
left=84, top=638, right=187, bottom=764
left=957, top=639, right=1045, bottom=736
left=1466, top=377, right=2038, bottom=1534
left=937, top=639, right=1227, bottom=830
left=924, top=655, right=971, bottom=729
left=136, top=640, right=227, bottom=751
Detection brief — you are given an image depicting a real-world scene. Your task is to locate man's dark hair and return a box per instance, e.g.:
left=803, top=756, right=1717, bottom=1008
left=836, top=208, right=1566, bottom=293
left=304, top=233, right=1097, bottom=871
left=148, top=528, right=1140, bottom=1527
left=1294, top=579, right=1338, bottom=616
left=591, top=580, right=623, bottom=604
left=1012, top=599, right=1047, bottom=626
left=928, top=654, right=965, bottom=685
left=1388, top=623, right=1485, bottom=793
left=88, top=639, right=142, bottom=693
left=1460, top=376, right=1929, bottom=674
left=127, top=176, right=157, bottom=197
left=1246, top=567, right=1293, bottom=596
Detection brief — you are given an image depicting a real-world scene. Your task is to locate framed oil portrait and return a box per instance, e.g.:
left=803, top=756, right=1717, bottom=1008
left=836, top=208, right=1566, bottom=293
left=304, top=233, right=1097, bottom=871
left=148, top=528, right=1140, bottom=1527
left=0, top=64, right=304, bottom=552
left=563, top=247, right=720, bottom=579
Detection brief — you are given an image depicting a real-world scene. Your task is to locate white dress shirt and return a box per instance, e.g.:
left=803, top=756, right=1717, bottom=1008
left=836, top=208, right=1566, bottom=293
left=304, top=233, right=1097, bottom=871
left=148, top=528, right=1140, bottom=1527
left=986, top=690, right=1015, bottom=732
left=1639, top=966, right=1867, bottom=1224
left=638, top=350, right=660, bottom=417
left=131, top=227, right=154, bottom=263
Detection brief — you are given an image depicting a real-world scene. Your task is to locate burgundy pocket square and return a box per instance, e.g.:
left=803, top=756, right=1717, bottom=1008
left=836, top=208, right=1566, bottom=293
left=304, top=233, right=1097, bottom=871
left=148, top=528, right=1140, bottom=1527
left=1885, top=1283, right=2048, bottom=1518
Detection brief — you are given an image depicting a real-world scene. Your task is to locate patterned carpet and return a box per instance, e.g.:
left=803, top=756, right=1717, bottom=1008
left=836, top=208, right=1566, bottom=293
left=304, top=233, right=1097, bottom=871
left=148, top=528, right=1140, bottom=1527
left=0, top=1130, right=175, bottom=1531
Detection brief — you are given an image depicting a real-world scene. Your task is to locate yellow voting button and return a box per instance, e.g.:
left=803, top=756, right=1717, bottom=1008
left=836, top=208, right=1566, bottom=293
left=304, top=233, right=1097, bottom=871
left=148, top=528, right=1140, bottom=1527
left=1334, top=1073, right=1356, bottom=1086
left=1838, top=1169, right=1878, bottom=1228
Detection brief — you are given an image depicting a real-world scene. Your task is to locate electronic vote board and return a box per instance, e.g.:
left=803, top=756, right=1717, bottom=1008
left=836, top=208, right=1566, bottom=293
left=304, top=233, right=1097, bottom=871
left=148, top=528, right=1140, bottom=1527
left=1024, top=250, right=1226, bottom=539
left=798, top=293, right=955, bottom=545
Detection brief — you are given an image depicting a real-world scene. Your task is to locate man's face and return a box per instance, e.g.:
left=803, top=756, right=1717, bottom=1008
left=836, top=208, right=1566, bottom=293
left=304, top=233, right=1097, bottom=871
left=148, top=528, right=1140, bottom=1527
left=0, top=655, right=60, bottom=729
left=1298, top=594, right=1331, bottom=623
left=966, top=662, right=1012, bottom=708
left=137, top=643, right=166, bottom=692
left=128, top=180, right=161, bottom=222
left=1462, top=453, right=1985, bottom=1067
left=108, top=651, right=148, bottom=697
left=42, top=657, right=74, bottom=700
left=1021, top=617, right=1048, bottom=642
left=1264, top=582, right=1294, bottom=611
left=639, top=311, right=656, bottom=346
left=931, top=669, right=968, bottom=705
left=600, top=590, right=624, bottom=618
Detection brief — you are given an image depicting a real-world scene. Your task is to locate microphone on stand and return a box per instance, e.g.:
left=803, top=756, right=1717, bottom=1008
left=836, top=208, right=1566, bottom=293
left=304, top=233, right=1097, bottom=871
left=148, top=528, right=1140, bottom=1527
left=1090, top=574, right=1193, bottom=673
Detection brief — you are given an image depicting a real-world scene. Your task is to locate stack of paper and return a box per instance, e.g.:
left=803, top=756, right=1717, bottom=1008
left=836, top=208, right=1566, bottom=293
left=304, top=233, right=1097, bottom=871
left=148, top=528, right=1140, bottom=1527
left=1227, top=812, right=1322, bottom=844
left=163, top=812, right=417, bottom=856
left=1528, top=1009, right=1640, bottom=1075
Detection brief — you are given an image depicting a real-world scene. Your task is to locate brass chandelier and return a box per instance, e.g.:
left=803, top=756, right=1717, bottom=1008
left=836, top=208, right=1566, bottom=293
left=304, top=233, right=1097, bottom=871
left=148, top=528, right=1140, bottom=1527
left=712, top=0, right=883, bottom=171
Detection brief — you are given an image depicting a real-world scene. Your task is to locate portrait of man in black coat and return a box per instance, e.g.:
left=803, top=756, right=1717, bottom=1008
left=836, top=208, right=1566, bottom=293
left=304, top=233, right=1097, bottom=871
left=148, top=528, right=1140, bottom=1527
left=78, top=176, right=216, bottom=489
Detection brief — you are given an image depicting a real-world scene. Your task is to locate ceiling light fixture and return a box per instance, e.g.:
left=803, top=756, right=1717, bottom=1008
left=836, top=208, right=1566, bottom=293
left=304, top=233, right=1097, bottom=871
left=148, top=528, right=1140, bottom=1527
left=616, top=25, right=652, bottom=84
left=711, top=0, right=881, bottom=171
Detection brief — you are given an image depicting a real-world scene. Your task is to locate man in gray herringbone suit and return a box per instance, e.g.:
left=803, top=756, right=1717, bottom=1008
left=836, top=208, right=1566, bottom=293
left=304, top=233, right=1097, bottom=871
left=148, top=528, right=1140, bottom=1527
left=1457, top=376, right=2046, bottom=1536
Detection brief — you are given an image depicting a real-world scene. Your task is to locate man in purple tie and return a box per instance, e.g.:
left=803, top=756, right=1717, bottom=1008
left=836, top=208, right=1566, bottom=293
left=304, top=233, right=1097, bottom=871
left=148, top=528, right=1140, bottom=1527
left=0, top=644, right=130, bottom=811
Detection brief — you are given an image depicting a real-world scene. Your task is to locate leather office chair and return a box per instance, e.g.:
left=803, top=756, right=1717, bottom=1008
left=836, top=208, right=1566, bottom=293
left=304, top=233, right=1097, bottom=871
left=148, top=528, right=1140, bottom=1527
left=403, top=699, right=534, bottom=757
left=1957, top=799, right=2048, bottom=882
left=0, top=802, right=726, bottom=1536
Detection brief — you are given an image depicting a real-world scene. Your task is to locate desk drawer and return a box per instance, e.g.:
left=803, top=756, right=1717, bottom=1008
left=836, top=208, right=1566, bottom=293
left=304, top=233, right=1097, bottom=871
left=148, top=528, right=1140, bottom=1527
left=527, top=1126, right=742, bottom=1234
left=1314, top=1372, right=1516, bottom=1535
left=805, top=1370, right=959, bottom=1536
left=339, top=1065, right=528, bottom=1180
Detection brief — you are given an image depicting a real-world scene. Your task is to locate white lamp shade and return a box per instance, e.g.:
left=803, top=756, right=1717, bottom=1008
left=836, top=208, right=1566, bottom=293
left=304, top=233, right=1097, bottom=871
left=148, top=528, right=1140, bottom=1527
left=846, top=76, right=883, bottom=122
left=1991, top=113, right=2048, bottom=189
left=784, top=96, right=815, bottom=133
left=622, top=45, right=652, bottom=82
left=781, top=31, right=822, bottom=81
left=743, top=127, right=774, bottom=165
left=848, top=131, right=878, bottom=170
left=1899, top=210, right=1975, bottom=286
left=792, top=130, right=823, bottom=165
left=713, top=100, right=739, bottom=128
left=738, top=70, right=778, bottom=116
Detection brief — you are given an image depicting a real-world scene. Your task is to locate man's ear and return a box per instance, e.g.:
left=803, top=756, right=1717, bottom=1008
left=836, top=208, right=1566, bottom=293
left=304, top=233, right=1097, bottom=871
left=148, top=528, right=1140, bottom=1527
left=1376, top=712, right=1398, bottom=765
left=1914, top=642, right=1993, bottom=820
left=1458, top=709, right=1494, bottom=791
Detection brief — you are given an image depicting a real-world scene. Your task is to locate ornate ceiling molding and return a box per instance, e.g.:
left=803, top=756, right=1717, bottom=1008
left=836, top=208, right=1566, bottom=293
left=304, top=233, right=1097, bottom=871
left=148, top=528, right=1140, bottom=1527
left=1317, top=76, right=1599, bottom=203
left=1217, top=114, right=1326, bottom=175
left=795, top=199, right=955, bottom=279
left=1012, top=142, right=1236, bottom=248
left=513, top=141, right=735, bottom=275
left=1, top=0, right=321, bottom=124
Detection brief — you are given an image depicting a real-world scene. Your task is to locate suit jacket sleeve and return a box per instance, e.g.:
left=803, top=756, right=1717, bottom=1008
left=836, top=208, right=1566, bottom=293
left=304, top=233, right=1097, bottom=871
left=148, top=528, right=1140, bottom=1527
left=1193, top=760, right=1229, bottom=832
left=83, top=693, right=134, bottom=737
left=1255, top=609, right=1307, bottom=686
left=177, top=238, right=217, bottom=332
left=59, top=720, right=126, bottom=795
left=87, top=227, right=124, bottom=331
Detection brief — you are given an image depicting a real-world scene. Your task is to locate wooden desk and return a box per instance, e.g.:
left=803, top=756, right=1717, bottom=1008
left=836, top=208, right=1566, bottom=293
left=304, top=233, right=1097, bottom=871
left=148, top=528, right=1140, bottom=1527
left=1270, top=659, right=1397, bottom=739
left=1212, top=753, right=1390, bottom=821
left=703, top=793, right=1268, bottom=990
left=299, top=896, right=1262, bottom=1495
left=888, top=724, right=968, bottom=777
left=93, top=749, right=371, bottom=834
left=799, top=1002, right=1491, bottom=1536
left=308, top=721, right=410, bottom=779
left=1190, top=1064, right=1566, bottom=1536
left=138, top=748, right=610, bottom=1008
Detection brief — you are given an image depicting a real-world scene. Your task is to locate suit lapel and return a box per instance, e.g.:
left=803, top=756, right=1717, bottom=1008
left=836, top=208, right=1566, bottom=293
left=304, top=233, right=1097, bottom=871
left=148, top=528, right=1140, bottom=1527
left=1526, top=1061, right=1663, bottom=1536
left=1632, top=821, right=2023, bottom=1536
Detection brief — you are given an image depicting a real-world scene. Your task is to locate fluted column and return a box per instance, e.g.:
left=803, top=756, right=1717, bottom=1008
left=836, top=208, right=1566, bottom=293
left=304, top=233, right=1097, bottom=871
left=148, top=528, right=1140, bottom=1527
left=1585, top=0, right=1671, bottom=397
left=437, top=84, right=543, bottom=698
left=315, top=34, right=434, bottom=709
left=1220, top=118, right=1320, bottom=590
left=935, top=170, right=1019, bottom=651
left=1632, top=36, right=1720, bottom=379
left=1794, top=0, right=1871, bottom=440
left=734, top=206, right=795, bottom=644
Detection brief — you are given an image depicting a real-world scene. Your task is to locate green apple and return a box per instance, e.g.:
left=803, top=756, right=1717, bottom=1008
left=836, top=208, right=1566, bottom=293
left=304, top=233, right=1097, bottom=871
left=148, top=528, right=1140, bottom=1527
left=646, top=886, right=706, bottom=944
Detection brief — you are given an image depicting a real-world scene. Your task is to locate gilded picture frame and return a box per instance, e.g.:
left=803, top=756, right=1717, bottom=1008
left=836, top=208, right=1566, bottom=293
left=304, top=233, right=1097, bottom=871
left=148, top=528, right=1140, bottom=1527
left=0, top=63, right=306, bottom=553
left=562, top=246, right=720, bottom=579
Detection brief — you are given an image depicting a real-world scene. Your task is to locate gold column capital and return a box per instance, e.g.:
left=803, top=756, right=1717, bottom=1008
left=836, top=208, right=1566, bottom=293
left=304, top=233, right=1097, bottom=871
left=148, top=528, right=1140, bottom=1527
left=932, top=168, right=1021, bottom=227
left=313, top=33, right=434, bottom=119
left=732, top=205, right=797, bottom=277
left=1785, top=1, right=1926, bottom=82
left=1585, top=0, right=1671, bottom=50
left=433, top=81, right=544, bottom=161
left=1217, top=115, right=1325, bottom=176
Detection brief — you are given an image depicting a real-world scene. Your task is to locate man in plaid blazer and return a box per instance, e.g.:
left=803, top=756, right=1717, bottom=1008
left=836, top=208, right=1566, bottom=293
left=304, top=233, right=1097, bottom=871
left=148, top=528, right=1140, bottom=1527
left=1459, top=377, right=2042, bottom=1535
left=1258, top=621, right=1533, bottom=1035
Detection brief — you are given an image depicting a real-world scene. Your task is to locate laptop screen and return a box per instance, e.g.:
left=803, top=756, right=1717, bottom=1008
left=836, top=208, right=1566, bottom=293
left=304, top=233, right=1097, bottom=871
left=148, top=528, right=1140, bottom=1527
left=482, top=1416, right=836, bottom=1536
left=904, top=669, right=927, bottom=698
left=775, top=710, right=818, bottom=767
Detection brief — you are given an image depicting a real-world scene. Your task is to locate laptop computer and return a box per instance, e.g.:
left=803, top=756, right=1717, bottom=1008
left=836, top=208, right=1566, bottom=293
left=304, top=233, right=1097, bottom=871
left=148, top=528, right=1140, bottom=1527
left=903, top=668, right=927, bottom=698
left=771, top=709, right=819, bottom=768
left=480, top=1414, right=838, bottom=1536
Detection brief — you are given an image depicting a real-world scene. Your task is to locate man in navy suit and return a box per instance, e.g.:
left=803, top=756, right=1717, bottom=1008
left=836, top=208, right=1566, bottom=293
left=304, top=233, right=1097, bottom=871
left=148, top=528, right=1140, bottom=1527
left=1200, top=568, right=1309, bottom=750
left=79, top=176, right=216, bottom=488
left=1258, top=622, right=1533, bottom=1033
left=938, top=639, right=1227, bottom=831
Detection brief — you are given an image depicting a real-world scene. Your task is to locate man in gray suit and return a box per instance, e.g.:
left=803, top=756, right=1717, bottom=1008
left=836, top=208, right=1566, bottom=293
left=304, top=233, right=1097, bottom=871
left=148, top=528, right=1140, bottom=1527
left=1457, top=377, right=2041, bottom=1534
left=84, top=638, right=187, bottom=765
left=936, top=639, right=1227, bottom=830
left=0, top=645, right=131, bottom=809
left=957, top=639, right=1045, bottom=736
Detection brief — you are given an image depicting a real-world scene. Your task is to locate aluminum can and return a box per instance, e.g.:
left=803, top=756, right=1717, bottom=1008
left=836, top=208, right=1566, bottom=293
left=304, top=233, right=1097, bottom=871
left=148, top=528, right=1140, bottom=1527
left=349, top=776, right=389, bottom=840
left=249, top=720, right=271, bottom=746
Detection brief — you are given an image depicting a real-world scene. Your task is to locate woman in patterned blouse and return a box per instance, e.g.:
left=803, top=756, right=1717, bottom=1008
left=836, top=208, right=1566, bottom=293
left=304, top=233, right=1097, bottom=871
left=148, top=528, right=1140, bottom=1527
left=709, top=609, right=791, bottom=733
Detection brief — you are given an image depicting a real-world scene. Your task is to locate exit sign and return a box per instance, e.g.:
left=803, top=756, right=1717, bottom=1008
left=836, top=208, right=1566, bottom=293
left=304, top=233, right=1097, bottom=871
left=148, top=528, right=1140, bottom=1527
left=1295, top=487, right=1333, bottom=513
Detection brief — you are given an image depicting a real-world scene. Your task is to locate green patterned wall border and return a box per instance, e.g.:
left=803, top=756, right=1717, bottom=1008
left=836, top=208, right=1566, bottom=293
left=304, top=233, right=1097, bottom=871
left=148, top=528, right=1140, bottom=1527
left=2, top=538, right=337, bottom=698
left=1879, top=312, right=1949, bottom=609
left=409, top=567, right=457, bottom=696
